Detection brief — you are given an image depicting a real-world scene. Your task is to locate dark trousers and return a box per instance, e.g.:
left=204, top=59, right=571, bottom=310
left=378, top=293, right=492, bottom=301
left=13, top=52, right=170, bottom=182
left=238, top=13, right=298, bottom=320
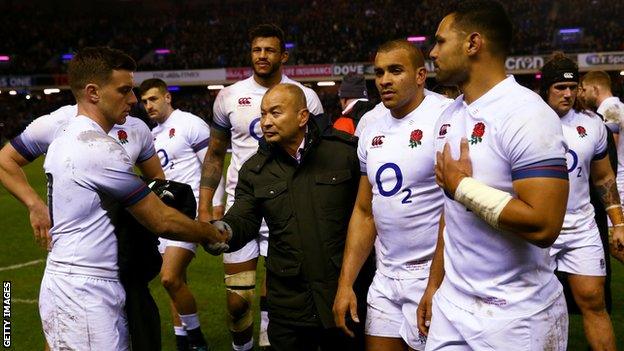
left=268, top=320, right=357, bottom=351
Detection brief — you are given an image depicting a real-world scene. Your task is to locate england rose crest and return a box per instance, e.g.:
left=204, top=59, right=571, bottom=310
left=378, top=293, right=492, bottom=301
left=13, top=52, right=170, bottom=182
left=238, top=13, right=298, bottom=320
left=169, top=128, right=176, bottom=138
left=470, top=122, right=485, bottom=145
left=409, top=129, right=423, bottom=148
left=577, top=126, right=587, bottom=138
left=117, top=130, right=128, bottom=144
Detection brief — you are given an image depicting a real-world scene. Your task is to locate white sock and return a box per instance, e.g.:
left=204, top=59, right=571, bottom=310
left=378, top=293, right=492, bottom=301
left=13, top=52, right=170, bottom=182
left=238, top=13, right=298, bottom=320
left=232, top=339, right=254, bottom=351
left=179, top=313, right=201, bottom=330
left=174, top=326, right=187, bottom=336
left=260, top=310, right=269, bottom=331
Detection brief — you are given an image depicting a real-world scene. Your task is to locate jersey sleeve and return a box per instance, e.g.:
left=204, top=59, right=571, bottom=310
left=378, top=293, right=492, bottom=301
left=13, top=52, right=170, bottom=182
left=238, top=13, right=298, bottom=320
left=499, top=105, right=568, bottom=181
left=212, top=90, right=232, bottom=132
left=77, top=139, right=150, bottom=207
left=10, top=114, right=59, bottom=161
left=135, top=120, right=157, bottom=163
left=185, top=115, right=211, bottom=161
left=602, top=102, right=624, bottom=134
left=357, top=128, right=370, bottom=174
left=304, top=88, right=325, bottom=115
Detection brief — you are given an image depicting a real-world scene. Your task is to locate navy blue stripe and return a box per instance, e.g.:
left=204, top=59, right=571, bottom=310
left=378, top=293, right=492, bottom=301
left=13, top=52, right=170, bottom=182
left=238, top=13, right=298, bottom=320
left=511, top=167, right=568, bottom=181
left=210, top=122, right=231, bottom=134
left=593, top=149, right=608, bottom=161
left=121, top=184, right=150, bottom=207
left=192, top=138, right=210, bottom=153
left=137, top=148, right=156, bottom=163
left=605, top=123, right=619, bottom=134
left=10, top=136, right=38, bottom=162
left=512, top=158, right=567, bottom=171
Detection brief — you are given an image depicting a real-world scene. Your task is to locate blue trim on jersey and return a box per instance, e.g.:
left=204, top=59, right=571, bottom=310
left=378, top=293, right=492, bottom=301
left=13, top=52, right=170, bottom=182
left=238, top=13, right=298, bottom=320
left=10, top=136, right=38, bottom=162
left=136, top=148, right=156, bottom=163
left=593, top=149, right=608, bottom=161
left=511, top=158, right=568, bottom=181
left=360, top=171, right=367, bottom=175
left=192, top=138, right=210, bottom=153
left=605, top=123, right=619, bottom=134
left=121, top=184, right=150, bottom=207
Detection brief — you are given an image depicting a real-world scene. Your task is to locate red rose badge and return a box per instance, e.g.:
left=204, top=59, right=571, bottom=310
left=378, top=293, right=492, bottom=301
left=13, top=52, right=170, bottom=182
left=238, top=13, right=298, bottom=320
left=576, top=126, right=587, bottom=138
left=117, top=130, right=128, bottom=144
left=169, top=128, right=176, bottom=138
left=409, top=129, right=423, bottom=148
left=470, top=122, right=485, bottom=145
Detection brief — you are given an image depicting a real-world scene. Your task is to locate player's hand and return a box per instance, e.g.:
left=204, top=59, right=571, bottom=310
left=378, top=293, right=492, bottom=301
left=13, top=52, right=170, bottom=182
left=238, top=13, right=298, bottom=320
left=197, top=208, right=213, bottom=223
left=610, top=226, right=624, bottom=263
left=212, top=205, right=225, bottom=220
left=435, top=138, right=473, bottom=196
left=332, top=285, right=359, bottom=338
left=417, top=286, right=437, bottom=337
left=29, top=201, right=52, bottom=250
left=202, top=220, right=232, bottom=255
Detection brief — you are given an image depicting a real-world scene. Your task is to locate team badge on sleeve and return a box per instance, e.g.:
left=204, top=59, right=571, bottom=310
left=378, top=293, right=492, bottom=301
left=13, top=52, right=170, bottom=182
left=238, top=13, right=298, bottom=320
left=470, top=122, right=485, bottom=145
left=117, top=130, right=128, bottom=144
left=409, top=129, right=423, bottom=148
left=169, top=128, right=176, bottom=138
left=576, top=126, right=587, bottom=138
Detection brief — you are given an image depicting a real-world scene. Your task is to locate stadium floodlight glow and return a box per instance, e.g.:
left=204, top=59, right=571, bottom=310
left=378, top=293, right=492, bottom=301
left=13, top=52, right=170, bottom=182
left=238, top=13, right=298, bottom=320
left=9, top=90, right=17, bottom=95
left=620, top=70, right=624, bottom=76
left=0, top=55, right=9, bottom=62
left=167, top=86, right=180, bottom=92
left=317, top=81, right=336, bottom=87
left=61, top=53, right=74, bottom=60
left=407, top=36, right=427, bottom=42
left=44, top=88, right=61, bottom=95
left=285, top=42, right=295, bottom=49
left=25, top=94, right=31, bottom=100
left=535, top=73, right=542, bottom=79
left=207, top=85, right=225, bottom=90
left=559, top=28, right=580, bottom=34
left=155, top=48, right=171, bottom=55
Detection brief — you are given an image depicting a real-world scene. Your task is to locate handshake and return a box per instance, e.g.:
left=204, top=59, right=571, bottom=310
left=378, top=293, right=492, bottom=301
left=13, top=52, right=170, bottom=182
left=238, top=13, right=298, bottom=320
left=202, top=220, right=233, bottom=256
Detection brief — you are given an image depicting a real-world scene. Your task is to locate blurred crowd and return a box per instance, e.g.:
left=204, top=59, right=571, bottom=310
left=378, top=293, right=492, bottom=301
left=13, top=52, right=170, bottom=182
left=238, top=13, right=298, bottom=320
left=1, top=0, right=623, bottom=74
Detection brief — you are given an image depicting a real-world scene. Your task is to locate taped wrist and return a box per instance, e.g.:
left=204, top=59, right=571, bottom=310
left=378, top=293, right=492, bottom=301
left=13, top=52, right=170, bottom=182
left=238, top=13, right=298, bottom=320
left=454, top=177, right=513, bottom=229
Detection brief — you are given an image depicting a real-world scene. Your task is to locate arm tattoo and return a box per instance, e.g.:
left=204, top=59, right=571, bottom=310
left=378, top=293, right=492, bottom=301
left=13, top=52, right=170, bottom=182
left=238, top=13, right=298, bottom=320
left=596, top=178, right=621, bottom=208
left=200, top=164, right=222, bottom=190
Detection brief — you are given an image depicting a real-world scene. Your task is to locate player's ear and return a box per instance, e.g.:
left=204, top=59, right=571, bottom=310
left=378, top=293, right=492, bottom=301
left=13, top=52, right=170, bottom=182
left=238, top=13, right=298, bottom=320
left=281, top=50, right=289, bottom=64
left=298, top=108, right=309, bottom=127
left=415, top=66, right=427, bottom=86
left=85, top=83, right=100, bottom=103
left=466, top=32, right=482, bottom=57
left=165, top=92, right=172, bottom=104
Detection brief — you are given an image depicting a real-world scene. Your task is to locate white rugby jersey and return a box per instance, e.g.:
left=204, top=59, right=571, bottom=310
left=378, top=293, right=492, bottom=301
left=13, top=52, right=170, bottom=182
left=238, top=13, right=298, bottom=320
left=44, top=116, right=150, bottom=279
left=435, top=76, right=568, bottom=317
left=560, top=109, right=607, bottom=232
left=10, top=104, right=155, bottom=164
left=354, top=89, right=447, bottom=137
left=212, top=75, right=324, bottom=202
left=152, top=109, right=210, bottom=203
left=598, top=96, right=624, bottom=198
left=358, top=94, right=451, bottom=279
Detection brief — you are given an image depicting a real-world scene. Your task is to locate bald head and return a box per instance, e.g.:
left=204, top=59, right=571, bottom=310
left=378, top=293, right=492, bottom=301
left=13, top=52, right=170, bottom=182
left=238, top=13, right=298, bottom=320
left=264, top=83, right=307, bottom=110
left=377, top=39, right=425, bottom=69
left=261, top=83, right=310, bottom=152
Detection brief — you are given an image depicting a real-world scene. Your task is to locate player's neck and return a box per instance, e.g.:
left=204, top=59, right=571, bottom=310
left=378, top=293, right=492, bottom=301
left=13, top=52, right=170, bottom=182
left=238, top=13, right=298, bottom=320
left=76, top=103, right=114, bottom=133
left=390, top=91, right=424, bottom=119
left=461, top=62, right=506, bottom=105
left=159, top=106, right=175, bottom=124
left=253, top=71, right=283, bottom=89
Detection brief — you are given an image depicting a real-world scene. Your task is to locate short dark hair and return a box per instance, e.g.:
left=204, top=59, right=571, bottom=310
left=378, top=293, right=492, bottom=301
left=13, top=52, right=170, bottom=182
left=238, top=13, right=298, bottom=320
left=139, top=78, right=169, bottom=96
left=451, top=0, right=512, bottom=57
left=68, top=46, right=136, bottom=98
left=249, top=24, right=286, bottom=52
left=377, top=39, right=425, bottom=69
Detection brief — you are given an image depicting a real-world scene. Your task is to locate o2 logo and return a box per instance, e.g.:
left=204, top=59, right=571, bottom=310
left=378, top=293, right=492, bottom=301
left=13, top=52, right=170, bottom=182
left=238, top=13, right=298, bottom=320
left=374, top=162, right=413, bottom=204
left=566, top=149, right=582, bottom=177
left=157, top=149, right=169, bottom=168
left=249, top=117, right=263, bottom=141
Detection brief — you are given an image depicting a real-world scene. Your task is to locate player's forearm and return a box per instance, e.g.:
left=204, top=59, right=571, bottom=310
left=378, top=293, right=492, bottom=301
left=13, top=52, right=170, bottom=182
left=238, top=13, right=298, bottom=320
left=594, top=178, right=624, bottom=225
left=337, top=209, right=376, bottom=288
left=158, top=206, right=220, bottom=243
left=198, top=152, right=225, bottom=213
left=0, top=155, right=43, bottom=209
left=426, top=214, right=445, bottom=290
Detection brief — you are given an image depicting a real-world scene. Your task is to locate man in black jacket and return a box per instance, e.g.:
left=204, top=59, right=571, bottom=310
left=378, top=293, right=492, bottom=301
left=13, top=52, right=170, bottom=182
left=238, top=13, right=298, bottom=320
left=217, top=83, right=371, bottom=350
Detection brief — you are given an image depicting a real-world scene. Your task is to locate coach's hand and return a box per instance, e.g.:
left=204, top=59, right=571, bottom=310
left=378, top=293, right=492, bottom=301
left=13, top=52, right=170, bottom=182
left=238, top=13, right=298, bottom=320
left=610, top=226, right=624, bottom=263
left=29, top=201, right=52, bottom=250
left=435, top=138, right=473, bottom=196
left=202, top=220, right=233, bottom=255
left=333, top=285, right=359, bottom=338
left=417, top=286, right=436, bottom=336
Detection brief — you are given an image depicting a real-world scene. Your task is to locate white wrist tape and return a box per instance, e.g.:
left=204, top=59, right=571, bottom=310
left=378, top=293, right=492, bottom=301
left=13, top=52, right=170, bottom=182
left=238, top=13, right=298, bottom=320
left=454, top=177, right=513, bottom=229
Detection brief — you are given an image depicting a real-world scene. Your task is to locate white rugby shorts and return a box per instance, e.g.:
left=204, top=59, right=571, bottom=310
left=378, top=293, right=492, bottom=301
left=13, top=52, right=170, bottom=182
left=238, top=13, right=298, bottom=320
left=365, top=273, right=428, bottom=350
left=39, top=270, right=129, bottom=351
left=550, top=220, right=606, bottom=276
left=223, top=199, right=269, bottom=263
left=158, top=238, right=198, bottom=255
